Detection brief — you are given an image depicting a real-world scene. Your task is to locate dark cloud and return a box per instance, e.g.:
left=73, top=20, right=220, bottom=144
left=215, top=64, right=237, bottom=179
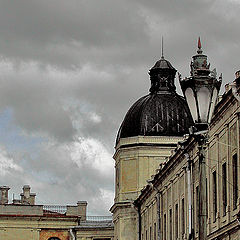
left=0, top=0, right=239, bottom=214
left=0, top=0, right=149, bottom=68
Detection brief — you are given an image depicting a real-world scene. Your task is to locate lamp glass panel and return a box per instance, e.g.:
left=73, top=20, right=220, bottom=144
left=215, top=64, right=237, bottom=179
left=208, top=88, right=218, bottom=123
left=185, top=88, right=198, bottom=122
left=197, top=86, right=211, bottom=123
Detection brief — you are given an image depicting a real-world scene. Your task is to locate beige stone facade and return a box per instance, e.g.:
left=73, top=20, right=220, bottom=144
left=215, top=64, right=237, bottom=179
left=0, top=186, right=113, bottom=240
left=76, top=219, right=114, bottom=240
left=111, top=136, right=183, bottom=240
left=133, top=78, right=240, bottom=239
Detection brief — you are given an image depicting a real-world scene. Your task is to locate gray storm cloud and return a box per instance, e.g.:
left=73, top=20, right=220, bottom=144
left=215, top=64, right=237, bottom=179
left=0, top=0, right=239, bottom=214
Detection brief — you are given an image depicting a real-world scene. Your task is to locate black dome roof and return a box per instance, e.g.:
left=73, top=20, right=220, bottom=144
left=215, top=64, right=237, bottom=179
left=116, top=92, right=193, bottom=143
left=116, top=57, right=193, bottom=144
left=152, top=57, right=176, bottom=70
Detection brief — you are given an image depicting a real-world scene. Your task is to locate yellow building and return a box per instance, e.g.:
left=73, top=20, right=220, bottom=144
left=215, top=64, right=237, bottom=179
left=0, top=185, right=114, bottom=240
left=134, top=72, right=240, bottom=239
left=112, top=44, right=240, bottom=239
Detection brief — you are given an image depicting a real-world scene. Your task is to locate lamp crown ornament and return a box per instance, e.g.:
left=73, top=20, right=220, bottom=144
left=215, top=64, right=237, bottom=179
left=179, top=38, right=222, bottom=125
left=190, top=37, right=213, bottom=77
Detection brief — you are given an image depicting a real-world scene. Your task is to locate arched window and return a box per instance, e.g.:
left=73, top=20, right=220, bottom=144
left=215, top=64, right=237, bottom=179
left=48, top=238, right=61, bottom=240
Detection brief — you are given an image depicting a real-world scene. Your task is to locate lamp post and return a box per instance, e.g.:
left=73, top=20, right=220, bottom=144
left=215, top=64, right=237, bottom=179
left=180, top=38, right=221, bottom=240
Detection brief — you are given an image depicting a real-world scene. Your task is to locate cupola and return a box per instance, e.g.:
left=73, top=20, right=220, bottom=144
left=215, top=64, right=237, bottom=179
left=116, top=54, right=193, bottom=144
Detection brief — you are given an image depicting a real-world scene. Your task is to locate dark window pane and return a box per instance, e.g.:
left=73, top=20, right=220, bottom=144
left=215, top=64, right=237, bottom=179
left=222, top=163, right=227, bottom=216
left=233, top=154, right=238, bottom=210
left=213, top=171, right=217, bottom=222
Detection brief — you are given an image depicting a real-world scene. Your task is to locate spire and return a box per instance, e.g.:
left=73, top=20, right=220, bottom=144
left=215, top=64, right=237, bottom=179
left=197, top=37, right=203, bottom=54
left=198, top=37, right=201, bottom=49
left=161, top=36, right=164, bottom=59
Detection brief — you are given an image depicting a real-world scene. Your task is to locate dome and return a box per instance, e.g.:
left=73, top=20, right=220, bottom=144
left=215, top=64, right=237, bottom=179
left=152, top=57, right=176, bottom=70
left=116, top=57, right=193, bottom=144
left=116, top=93, right=193, bottom=143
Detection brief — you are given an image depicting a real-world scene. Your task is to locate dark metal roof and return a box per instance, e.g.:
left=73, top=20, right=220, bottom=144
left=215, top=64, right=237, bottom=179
left=116, top=92, right=193, bottom=144
left=151, top=57, right=176, bottom=70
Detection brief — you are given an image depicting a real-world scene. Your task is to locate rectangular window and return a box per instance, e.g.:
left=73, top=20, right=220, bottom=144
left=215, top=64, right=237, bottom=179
left=213, top=171, right=217, bottom=222
left=164, top=214, right=166, bottom=240
left=169, top=209, right=172, bottom=240
left=233, top=154, right=238, bottom=210
left=150, top=226, right=152, bottom=240
left=175, top=203, right=178, bottom=238
left=222, top=163, right=227, bottom=216
left=182, top=198, right=185, bottom=235
left=146, top=230, right=148, bottom=240
left=196, top=186, right=199, bottom=230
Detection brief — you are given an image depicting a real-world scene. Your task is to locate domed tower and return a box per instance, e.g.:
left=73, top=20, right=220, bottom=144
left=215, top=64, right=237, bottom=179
left=110, top=56, right=193, bottom=240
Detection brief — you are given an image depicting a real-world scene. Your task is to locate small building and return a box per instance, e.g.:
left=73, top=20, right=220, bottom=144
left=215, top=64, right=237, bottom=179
left=0, top=185, right=114, bottom=240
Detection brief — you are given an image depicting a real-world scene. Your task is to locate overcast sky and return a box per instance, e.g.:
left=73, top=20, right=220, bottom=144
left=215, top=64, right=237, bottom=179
left=0, top=0, right=239, bottom=215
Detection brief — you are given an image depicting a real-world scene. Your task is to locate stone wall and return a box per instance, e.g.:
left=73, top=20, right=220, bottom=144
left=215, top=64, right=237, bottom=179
left=135, top=82, right=240, bottom=239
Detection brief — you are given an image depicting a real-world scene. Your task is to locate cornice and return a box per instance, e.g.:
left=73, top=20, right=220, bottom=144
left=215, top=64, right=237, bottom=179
left=109, top=201, right=132, bottom=213
left=114, top=135, right=182, bottom=158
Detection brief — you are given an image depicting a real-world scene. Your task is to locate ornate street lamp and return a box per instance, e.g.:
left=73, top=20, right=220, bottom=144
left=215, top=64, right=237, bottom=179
left=180, top=37, right=222, bottom=130
left=179, top=38, right=222, bottom=240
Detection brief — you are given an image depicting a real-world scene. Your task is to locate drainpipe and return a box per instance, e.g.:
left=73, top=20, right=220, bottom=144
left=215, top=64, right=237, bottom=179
left=156, top=191, right=161, bottom=240
left=69, top=228, right=76, bottom=240
left=138, top=205, right=142, bottom=240
left=185, top=153, right=193, bottom=240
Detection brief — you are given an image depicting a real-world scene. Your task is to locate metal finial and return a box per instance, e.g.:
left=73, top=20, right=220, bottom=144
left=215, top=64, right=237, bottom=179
left=161, top=36, right=164, bottom=59
left=198, top=37, right=201, bottom=49
left=197, top=37, right=203, bottom=54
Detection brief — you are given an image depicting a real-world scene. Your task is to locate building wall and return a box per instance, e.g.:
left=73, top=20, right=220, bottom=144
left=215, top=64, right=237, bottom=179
left=139, top=146, right=190, bottom=240
left=40, top=230, right=70, bottom=240
left=0, top=216, right=115, bottom=240
left=136, top=85, right=240, bottom=240
left=111, top=136, right=183, bottom=240
left=0, top=217, right=77, bottom=240
left=206, top=85, right=240, bottom=239
left=76, top=228, right=113, bottom=240
left=114, top=136, right=182, bottom=202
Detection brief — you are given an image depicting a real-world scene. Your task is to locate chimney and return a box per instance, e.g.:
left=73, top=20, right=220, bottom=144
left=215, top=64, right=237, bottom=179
left=0, top=186, right=10, bottom=204
left=20, top=185, right=36, bottom=205
left=23, top=185, right=30, bottom=198
left=77, top=201, right=88, bottom=221
left=29, top=193, right=36, bottom=205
